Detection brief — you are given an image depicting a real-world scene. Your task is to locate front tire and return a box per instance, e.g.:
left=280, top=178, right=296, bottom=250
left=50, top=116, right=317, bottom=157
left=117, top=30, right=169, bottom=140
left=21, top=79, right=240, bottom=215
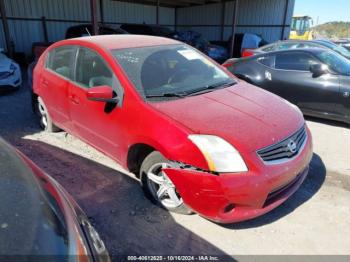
left=140, top=151, right=192, bottom=215
left=36, top=97, right=60, bottom=132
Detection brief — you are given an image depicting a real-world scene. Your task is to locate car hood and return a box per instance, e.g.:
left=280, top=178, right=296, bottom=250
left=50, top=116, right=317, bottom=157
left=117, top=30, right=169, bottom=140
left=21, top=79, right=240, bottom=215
left=150, top=82, right=304, bottom=153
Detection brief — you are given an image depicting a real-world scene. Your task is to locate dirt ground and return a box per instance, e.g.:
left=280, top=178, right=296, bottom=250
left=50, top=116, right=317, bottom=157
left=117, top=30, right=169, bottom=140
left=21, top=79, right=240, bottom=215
left=1, top=84, right=350, bottom=258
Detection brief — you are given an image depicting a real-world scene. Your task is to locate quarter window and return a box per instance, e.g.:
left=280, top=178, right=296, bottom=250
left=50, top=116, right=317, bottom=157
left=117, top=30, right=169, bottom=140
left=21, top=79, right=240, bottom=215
left=261, top=45, right=276, bottom=52
left=257, top=56, right=274, bottom=68
left=46, top=46, right=76, bottom=79
left=275, top=52, right=318, bottom=71
left=278, top=42, right=305, bottom=50
left=75, top=48, right=113, bottom=88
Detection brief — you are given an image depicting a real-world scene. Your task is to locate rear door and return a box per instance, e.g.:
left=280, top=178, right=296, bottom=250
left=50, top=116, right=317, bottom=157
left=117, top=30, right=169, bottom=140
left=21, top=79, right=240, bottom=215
left=42, top=46, right=77, bottom=131
left=68, top=47, right=125, bottom=160
left=262, top=51, right=340, bottom=115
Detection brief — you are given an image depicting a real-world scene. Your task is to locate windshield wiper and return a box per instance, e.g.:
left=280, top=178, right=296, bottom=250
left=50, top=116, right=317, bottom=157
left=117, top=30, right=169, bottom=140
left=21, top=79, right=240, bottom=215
left=145, top=92, right=188, bottom=98
left=186, top=81, right=236, bottom=97
left=145, top=81, right=236, bottom=99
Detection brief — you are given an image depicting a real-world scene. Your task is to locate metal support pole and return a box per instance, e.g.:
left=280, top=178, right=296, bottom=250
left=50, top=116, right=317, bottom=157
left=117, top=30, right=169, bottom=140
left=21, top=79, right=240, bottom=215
left=230, top=0, right=239, bottom=58
left=99, top=0, right=104, bottom=24
left=41, top=16, right=49, bottom=42
left=0, top=0, right=13, bottom=57
left=156, top=0, right=160, bottom=25
left=220, top=1, right=226, bottom=41
left=281, top=0, right=289, bottom=40
left=90, top=0, right=98, bottom=35
left=174, top=7, right=178, bottom=31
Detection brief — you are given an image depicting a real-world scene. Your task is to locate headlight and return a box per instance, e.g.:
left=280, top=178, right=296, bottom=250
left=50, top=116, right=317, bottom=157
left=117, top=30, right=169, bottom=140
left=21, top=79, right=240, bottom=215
left=188, top=135, right=248, bottom=173
left=10, top=63, right=16, bottom=71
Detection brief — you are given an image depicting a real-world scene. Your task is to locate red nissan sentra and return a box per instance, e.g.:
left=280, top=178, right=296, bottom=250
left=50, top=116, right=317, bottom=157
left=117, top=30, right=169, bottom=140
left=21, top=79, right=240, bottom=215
left=32, top=35, right=313, bottom=223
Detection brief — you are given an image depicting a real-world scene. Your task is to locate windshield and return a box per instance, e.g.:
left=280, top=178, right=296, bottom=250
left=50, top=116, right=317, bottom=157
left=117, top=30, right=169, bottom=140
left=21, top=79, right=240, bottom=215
left=112, top=44, right=234, bottom=100
left=315, top=50, right=350, bottom=75
left=291, top=18, right=311, bottom=32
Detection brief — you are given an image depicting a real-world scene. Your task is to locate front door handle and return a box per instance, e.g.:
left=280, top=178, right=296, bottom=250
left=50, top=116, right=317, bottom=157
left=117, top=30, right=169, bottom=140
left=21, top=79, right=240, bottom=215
left=343, top=91, right=350, bottom=98
left=41, top=79, right=49, bottom=87
left=69, top=94, right=80, bottom=104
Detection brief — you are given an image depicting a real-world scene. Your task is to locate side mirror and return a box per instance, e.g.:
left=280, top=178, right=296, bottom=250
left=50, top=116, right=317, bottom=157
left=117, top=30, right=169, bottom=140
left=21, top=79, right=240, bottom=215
left=86, top=85, right=118, bottom=103
left=310, top=64, right=328, bottom=77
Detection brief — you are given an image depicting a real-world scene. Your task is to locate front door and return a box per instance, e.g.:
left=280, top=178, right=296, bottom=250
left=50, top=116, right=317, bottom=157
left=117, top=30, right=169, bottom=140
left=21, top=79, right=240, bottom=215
left=68, top=47, right=125, bottom=161
left=266, top=52, right=340, bottom=115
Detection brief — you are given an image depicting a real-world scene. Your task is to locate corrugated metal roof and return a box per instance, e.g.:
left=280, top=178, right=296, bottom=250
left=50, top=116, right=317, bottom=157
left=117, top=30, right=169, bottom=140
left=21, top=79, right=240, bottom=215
left=0, top=0, right=294, bottom=55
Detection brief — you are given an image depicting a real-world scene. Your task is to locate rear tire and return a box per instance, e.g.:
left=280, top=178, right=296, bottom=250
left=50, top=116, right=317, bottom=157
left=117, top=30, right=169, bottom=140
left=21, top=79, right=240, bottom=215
left=140, top=151, right=192, bottom=215
left=36, top=97, right=61, bottom=132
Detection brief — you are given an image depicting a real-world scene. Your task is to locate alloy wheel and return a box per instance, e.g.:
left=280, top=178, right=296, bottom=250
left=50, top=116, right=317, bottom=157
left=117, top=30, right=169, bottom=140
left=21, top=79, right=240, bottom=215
left=37, top=100, right=48, bottom=129
left=146, top=162, right=183, bottom=209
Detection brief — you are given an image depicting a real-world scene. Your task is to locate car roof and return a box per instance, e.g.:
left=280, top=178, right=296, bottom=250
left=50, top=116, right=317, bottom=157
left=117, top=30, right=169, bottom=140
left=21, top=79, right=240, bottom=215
left=267, top=47, right=327, bottom=55
left=226, top=47, right=329, bottom=64
left=273, top=40, right=323, bottom=44
left=259, top=40, right=331, bottom=50
left=62, top=34, right=181, bottom=50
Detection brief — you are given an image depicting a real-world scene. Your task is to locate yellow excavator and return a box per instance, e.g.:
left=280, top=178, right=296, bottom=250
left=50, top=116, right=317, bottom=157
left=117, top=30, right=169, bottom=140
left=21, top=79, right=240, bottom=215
left=290, top=15, right=314, bottom=40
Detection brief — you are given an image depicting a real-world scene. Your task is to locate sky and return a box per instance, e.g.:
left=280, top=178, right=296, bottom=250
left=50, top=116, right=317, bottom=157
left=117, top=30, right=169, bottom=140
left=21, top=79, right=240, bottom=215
left=294, top=0, right=350, bottom=25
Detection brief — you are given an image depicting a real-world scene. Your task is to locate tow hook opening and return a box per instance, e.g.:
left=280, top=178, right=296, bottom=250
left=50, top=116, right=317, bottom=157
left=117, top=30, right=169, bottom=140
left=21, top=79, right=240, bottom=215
left=224, top=203, right=235, bottom=213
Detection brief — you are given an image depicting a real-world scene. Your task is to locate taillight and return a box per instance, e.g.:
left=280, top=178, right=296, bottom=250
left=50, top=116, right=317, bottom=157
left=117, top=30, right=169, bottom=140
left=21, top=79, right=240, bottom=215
left=242, top=49, right=255, bottom=57
left=222, top=61, right=234, bottom=68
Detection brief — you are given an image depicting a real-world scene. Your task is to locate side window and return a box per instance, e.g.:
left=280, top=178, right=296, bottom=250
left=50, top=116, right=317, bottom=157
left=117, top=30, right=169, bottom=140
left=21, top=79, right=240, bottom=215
left=261, top=45, right=276, bottom=52
left=278, top=43, right=302, bottom=50
left=75, top=48, right=113, bottom=88
left=257, top=56, right=275, bottom=68
left=275, top=52, right=318, bottom=71
left=46, top=46, right=76, bottom=79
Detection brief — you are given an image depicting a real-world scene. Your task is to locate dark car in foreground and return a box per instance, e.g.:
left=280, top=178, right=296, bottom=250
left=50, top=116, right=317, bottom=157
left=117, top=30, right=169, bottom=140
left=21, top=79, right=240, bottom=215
left=243, top=39, right=350, bottom=60
left=0, top=138, right=109, bottom=260
left=223, top=48, right=350, bottom=124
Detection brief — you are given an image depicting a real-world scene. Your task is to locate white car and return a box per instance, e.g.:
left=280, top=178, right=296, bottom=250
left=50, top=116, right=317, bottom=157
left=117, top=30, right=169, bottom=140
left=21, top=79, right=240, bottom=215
left=0, top=51, right=22, bottom=91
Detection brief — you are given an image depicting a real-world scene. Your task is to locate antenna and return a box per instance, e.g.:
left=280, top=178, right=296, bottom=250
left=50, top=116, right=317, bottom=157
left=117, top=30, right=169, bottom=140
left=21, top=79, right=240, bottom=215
left=85, top=27, right=92, bottom=36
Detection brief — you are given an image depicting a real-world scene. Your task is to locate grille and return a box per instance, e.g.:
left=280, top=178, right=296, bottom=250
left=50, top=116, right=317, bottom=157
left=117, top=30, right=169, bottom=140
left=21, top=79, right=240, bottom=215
left=257, top=125, right=307, bottom=164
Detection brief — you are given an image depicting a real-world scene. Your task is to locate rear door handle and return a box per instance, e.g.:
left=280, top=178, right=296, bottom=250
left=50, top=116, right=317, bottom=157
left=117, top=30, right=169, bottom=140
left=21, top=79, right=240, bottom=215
left=343, top=91, right=350, bottom=98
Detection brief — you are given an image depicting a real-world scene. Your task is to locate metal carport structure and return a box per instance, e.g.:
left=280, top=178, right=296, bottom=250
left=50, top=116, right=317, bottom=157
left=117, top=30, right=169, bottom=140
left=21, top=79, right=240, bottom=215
left=0, top=0, right=295, bottom=59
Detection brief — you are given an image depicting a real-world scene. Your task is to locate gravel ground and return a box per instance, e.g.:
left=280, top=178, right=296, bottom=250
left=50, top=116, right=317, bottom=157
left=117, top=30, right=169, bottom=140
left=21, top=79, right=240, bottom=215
left=1, top=84, right=350, bottom=258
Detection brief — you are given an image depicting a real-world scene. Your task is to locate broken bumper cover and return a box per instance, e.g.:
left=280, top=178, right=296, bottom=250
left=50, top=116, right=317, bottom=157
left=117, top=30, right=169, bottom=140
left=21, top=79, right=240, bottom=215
left=164, top=131, right=313, bottom=224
